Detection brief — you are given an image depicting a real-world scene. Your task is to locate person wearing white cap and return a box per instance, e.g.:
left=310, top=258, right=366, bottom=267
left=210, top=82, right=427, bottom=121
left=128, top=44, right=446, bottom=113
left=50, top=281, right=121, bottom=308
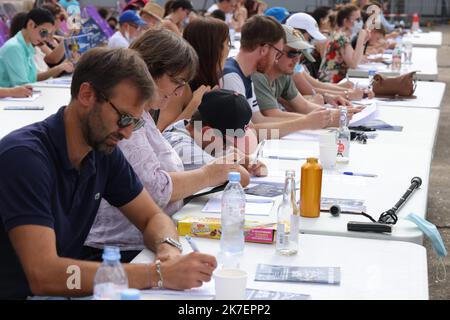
left=286, top=12, right=327, bottom=41
left=252, top=25, right=342, bottom=125
left=291, top=30, right=373, bottom=101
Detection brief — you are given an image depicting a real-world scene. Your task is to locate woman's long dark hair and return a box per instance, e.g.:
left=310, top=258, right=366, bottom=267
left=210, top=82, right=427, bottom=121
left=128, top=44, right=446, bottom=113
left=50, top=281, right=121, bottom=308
left=183, top=17, right=229, bottom=91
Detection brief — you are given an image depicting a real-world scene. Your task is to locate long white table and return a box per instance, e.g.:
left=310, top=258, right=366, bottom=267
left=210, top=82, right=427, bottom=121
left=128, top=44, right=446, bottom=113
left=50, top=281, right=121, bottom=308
left=349, top=78, right=446, bottom=109
left=132, top=236, right=428, bottom=300
left=408, top=31, right=443, bottom=48
left=173, top=103, right=439, bottom=244
left=348, top=48, right=438, bottom=81
left=0, top=87, right=70, bottom=139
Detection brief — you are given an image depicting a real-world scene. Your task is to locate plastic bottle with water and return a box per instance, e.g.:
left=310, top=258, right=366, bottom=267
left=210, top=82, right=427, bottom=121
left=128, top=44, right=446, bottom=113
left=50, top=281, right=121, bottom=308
left=220, top=172, right=245, bottom=266
left=93, top=246, right=128, bottom=300
left=391, top=44, right=402, bottom=71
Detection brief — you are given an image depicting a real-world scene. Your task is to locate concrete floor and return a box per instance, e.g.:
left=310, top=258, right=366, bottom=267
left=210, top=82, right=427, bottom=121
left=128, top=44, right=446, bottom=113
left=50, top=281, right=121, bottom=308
left=423, top=24, right=450, bottom=300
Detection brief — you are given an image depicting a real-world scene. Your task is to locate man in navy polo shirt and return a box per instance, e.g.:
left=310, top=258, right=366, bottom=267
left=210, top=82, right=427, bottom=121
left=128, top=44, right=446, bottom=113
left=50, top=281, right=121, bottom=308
left=0, top=47, right=217, bottom=299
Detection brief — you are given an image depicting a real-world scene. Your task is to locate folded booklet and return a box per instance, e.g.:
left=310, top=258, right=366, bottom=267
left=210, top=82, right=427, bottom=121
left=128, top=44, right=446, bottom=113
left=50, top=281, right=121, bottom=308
left=246, top=288, right=310, bottom=300
left=255, top=264, right=341, bottom=285
left=245, top=183, right=284, bottom=197
left=363, top=119, right=403, bottom=132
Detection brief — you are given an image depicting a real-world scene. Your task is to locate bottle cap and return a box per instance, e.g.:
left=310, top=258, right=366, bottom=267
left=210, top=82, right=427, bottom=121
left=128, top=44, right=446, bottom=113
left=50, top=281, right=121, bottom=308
left=228, top=171, right=241, bottom=182
left=120, top=288, right=141, bottom=300
left=306, top=157, right=318, bottom=163
left=102, top=246, right=121, bottom=262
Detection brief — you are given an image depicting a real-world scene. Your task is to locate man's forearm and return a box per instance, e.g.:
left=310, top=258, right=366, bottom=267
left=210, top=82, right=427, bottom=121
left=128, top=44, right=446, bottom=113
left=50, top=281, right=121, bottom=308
left=142, top=211, right=179, bottom=253
left=28, top=257, right=152, bottom=297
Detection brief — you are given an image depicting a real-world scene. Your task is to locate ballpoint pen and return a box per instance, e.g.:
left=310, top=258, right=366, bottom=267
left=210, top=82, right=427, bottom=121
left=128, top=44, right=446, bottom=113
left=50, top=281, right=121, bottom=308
left=185, top=235, right=200, bottom=252
left=250, top=139, right=265, bottom=165
left=342, top=171, right=378, bottom=178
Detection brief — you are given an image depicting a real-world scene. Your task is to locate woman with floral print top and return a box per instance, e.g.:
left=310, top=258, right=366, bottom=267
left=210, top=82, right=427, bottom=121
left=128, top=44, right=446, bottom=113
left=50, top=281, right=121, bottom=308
left=319, top=4, right=369, bottom=83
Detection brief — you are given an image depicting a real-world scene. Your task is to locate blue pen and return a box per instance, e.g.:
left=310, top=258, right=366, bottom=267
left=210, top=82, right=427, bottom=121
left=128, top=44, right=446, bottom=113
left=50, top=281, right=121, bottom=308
left=245, top=198, right=273, bottom=203
left=185, top=235, right=200, bottom=252
left=342, top=171, right=378, bottom=178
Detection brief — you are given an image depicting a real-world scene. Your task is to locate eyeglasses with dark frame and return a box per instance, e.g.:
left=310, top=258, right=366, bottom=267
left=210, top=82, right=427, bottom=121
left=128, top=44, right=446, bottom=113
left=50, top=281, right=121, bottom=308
left=264, top=43, right=284, bottom=59
left=99, top=92, right=145, bottom=131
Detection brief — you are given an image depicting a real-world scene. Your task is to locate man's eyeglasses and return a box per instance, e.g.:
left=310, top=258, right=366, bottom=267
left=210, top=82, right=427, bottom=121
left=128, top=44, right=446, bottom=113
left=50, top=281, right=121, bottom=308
left=100, top=92, right=145, bottom=131
left=285, top=50, right=303, bottom=59
left=264, top=43, right=284, bottom=59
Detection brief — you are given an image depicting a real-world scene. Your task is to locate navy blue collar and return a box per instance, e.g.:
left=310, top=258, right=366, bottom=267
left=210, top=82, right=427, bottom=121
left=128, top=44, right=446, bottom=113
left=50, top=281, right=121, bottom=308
left=47, top=106, right=96, bottom=176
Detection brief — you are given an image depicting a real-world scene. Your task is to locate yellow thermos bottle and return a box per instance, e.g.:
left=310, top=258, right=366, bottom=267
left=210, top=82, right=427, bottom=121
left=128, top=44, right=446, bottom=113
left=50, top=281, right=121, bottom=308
left=300, top=158, right=323, bottom=218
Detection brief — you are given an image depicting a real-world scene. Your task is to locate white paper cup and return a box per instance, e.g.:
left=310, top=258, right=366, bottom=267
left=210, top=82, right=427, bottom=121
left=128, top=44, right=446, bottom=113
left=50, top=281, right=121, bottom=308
left=319, top=144, right=338, bottom=170
left=319, top=131, right=337, bottom=145
left=214, top=268, right=247, bottom=300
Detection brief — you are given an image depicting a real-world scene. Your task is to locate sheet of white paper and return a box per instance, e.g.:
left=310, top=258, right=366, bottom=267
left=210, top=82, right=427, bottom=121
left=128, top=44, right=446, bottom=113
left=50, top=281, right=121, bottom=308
left=262, top=140, right=319, bottom=159
left=282, top=130, right=321, bottom=141
left=349, top=102, right=379, bottom=126
left=202, top=197, right=274, bottom=216
left=141, top=281, right=215, bottom=300
left=1, top=91, right=41, bottom=102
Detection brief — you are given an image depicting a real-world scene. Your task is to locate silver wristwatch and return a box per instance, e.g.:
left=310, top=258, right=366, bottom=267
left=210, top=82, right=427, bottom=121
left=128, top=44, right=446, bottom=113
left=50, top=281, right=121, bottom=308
left=157, top=237, right=183, bottom=252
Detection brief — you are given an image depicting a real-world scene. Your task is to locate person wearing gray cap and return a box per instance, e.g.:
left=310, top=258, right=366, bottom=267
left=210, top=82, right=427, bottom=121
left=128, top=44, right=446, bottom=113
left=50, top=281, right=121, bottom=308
left=252, top=25, right=341, bottom=125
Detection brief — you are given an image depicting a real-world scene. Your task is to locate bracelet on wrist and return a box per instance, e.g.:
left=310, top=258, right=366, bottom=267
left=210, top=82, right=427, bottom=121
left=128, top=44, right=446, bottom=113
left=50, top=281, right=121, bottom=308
left=155, top=259, right=164, bottom=289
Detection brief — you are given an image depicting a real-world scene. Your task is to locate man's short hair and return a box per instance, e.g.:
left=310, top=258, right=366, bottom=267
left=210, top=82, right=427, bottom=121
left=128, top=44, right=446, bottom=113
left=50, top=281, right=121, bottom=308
left=71, top=47, right=155, bottom=104
left=240, top=15, right=286, bottom=51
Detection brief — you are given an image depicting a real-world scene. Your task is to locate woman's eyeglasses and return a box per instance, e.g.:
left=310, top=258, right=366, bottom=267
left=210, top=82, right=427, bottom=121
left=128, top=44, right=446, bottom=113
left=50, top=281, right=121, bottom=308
left=100, top=92, right=145, bottom=131
left=38, top=29, right=50, bottom=39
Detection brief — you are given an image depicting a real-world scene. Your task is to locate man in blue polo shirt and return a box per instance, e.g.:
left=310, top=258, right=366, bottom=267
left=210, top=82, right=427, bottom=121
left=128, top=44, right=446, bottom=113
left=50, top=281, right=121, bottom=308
left=0, top=47, right=217, bottom=299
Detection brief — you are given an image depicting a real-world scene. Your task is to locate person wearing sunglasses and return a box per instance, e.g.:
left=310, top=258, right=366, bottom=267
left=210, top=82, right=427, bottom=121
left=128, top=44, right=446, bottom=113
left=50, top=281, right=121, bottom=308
left=108, top=10, right=147, bottom=49
left=0, top=47, right=218, bottom=299
left=37, top=3, right=68, bottom=69
left=0, top=8, right=74, bottom=88
left=252, top=25, right=335, bottom=127
left=83, top=29, right=246, bottom=264
left=0, top=8, right=55, bottom=87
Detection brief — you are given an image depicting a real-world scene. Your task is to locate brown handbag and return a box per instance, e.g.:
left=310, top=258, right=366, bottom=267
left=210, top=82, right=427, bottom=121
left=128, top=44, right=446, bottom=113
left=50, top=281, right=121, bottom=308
left=371, top=71, right=417, bottom=97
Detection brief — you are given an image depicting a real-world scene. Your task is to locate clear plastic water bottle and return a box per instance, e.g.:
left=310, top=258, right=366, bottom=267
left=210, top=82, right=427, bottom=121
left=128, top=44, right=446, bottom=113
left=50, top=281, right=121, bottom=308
left=93, top=246, right=128, bottom=300
left=392, top=44, right=402, bottom=71
left=220, top=172, right=245, bottom=266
